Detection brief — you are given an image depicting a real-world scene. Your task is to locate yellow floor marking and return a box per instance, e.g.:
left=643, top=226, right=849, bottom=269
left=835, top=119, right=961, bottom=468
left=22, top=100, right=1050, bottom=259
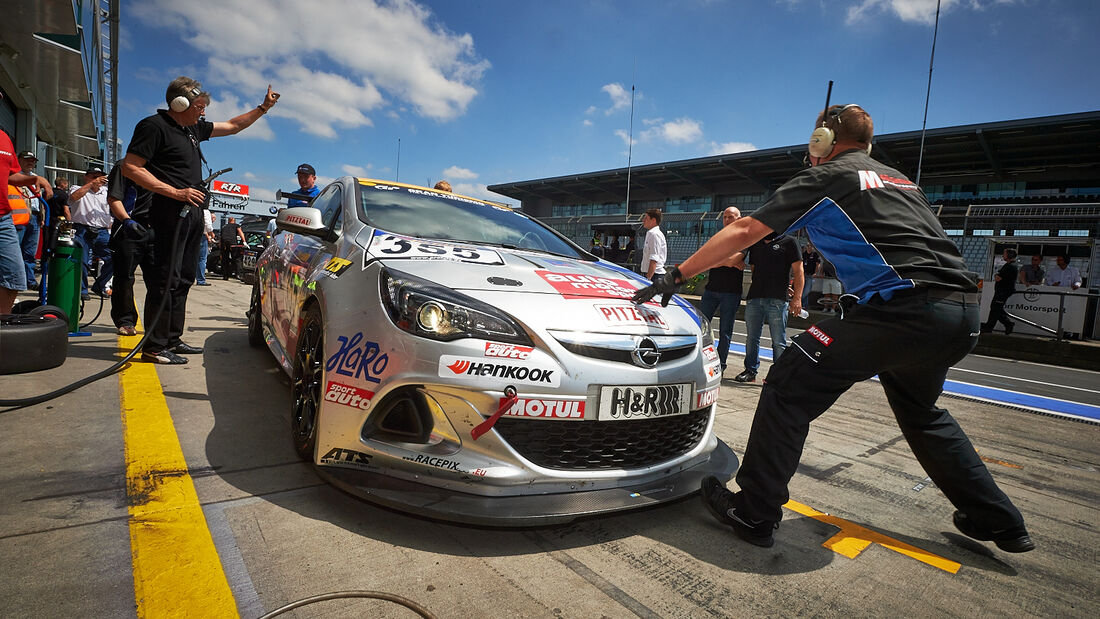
left=118, top=328, right=239, bottom=617
left=784, top=500, right=961, bottom=574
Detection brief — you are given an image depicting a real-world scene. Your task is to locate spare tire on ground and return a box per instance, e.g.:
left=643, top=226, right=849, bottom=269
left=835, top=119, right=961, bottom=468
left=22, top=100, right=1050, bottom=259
left=0, top=313, right=68, bottom=374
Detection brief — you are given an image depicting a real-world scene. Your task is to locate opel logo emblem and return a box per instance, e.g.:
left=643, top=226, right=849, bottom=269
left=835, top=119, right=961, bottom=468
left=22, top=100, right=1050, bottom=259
left=631, top=337, right=661, bottom=368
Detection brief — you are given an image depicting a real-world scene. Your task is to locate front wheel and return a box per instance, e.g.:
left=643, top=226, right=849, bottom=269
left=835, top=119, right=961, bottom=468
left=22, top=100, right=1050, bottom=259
left=290, top=305, right=324, bottom=460
left=247, top=281, right=264, bottom=348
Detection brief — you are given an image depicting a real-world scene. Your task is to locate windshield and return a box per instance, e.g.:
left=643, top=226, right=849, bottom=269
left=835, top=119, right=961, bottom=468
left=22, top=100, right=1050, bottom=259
left=357, top=181, right=583, bottom=258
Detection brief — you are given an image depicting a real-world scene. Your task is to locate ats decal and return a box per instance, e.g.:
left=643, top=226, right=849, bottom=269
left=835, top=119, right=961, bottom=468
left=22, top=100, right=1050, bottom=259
left=536, top=270, right=646, bottom=302
left=326, top=333, right=389, bottom=383
left=484, top=342, right=534, bottom=360
left=696, top=386, right=720, bottom=409
left=367, top=231, right=504, bottom=265
left=439, top=355, right=560, bottom=387
left=325, top=381, right=376, bottom=410
left=500, top=397, right=585, bottom=419
left=320, top=447, right=373, bottom=468
left=595, top=303, right=668, bottom=329
left=807, top=325, right=833, bottom=346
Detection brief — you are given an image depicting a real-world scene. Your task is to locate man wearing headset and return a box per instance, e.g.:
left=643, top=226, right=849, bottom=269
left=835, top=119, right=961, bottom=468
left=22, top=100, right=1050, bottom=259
left=121, top=77, right=279, bottom=364
left=633, top=104, right=1032, bottom=553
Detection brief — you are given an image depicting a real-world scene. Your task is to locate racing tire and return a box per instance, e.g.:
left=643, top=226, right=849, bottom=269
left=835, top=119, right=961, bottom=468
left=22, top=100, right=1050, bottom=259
left=290, top=305, right=323, bottom=460
left=247, top=282, right=265, bottom=348
left=29, top=304, right=71, bottom=325
left=0, top=313, right=68, bottom=374
left=12, top=300, right=40, bottom=314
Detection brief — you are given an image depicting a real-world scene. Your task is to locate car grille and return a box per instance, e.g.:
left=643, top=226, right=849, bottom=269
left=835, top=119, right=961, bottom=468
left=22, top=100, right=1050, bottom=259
left=493, top=408, right=710, bottom=470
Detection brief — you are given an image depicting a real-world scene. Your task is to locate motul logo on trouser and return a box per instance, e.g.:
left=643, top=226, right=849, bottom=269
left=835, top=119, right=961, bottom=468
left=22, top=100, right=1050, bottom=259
left=501, top=397, right=584, bottom=419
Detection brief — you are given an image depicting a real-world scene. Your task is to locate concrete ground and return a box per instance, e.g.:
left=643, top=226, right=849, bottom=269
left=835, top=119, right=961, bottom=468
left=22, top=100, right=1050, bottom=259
left=1, top=279, right=1097, bottom=618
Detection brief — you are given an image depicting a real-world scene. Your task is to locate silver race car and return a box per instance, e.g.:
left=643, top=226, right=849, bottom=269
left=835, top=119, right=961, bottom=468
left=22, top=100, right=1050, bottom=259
left=248, top=177, right=737, bottom=525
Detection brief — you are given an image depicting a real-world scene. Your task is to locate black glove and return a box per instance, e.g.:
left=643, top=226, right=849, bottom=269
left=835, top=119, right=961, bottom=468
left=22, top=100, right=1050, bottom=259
left=123, top=218, right=148, bottom=237
left=631, top=266, right=683, bottom=307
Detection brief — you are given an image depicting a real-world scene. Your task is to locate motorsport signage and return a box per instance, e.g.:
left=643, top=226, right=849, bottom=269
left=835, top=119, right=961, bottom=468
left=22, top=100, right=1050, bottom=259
left=980, top=283, right=1088, bottom=336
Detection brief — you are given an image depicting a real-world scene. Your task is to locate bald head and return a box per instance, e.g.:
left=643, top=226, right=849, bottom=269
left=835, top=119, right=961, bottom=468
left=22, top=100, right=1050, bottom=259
left=722, top=207, right=741, bottom=227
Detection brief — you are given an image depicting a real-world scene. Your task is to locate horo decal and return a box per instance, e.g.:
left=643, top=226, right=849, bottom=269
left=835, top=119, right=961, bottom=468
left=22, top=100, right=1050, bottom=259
left=594, top=303, right=668, bottom=329
left=366, top=230, right=504, bottom=265
left=438, top=355, right=560, bottom=387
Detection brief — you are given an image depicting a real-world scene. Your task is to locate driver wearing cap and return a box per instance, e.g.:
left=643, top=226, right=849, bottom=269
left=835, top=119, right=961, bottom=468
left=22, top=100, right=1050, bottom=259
left=288, top=163, right=320, bottom=207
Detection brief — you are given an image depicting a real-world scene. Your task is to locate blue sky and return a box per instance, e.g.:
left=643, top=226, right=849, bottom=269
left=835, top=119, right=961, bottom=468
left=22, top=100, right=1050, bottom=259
left=117, top=0, right=1099, bottom=205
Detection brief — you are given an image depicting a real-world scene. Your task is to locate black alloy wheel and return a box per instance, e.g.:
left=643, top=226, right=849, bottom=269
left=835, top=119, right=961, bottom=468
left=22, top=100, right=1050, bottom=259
left=291, top=305, right=324, bottom=459
left=247, top=281, right=264, bottom=348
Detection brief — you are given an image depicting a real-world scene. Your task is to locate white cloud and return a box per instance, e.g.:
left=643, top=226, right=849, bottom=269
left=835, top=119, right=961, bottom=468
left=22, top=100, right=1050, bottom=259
left=453, top=182, right=516, bottom=206
left=442, top=165, right=478, bottom=180
left=845, top=0, right=1014, bottom=25
left=601, top=83, right=632, bottom=115
left=249, top=186, right=277, bottom=201
left=640, top=117, right=703, bottom=145
left=132, top=0, right=489, bottom=137
left=585, top=105, right=598, bottom=115
left=582, top=119, right=593, bottom=127
left=614, top=129, right=635, bottom=147
left=706, top=141, right=757, bottom=155
left=204, top=93, right=274, bottom=140
left=342, top=164, right=373, bottom=176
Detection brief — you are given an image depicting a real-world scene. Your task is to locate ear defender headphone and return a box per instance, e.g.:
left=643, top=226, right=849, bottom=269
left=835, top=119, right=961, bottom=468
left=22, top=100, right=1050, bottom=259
left=169, top=86, right=204, bottom=113
left=807, top=104, right=862, bottom=159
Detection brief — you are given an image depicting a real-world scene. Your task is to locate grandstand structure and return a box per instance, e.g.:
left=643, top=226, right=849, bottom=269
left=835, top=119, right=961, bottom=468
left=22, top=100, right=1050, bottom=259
left=489, top=110, right=1100, bottom=287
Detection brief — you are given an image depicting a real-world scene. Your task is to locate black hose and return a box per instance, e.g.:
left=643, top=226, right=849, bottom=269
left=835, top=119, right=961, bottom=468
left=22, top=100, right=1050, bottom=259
left=257, top=590, right=436, bottom=619
left=0, top=213, right=187, bottom=409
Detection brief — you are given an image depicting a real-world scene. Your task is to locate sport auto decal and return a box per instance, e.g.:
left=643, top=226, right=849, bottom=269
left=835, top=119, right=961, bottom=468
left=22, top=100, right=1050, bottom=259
left=594, top=303, right=668, bottom=329
left=500, top=397, right=584, bottom=419
left=324, top=381, right=376, bottom=410
left=536, top=270, right=642, bottom=302
left=438, top=355, right=560, bottom=387
left=326, top=333, right=389, bottom=383
left=366, top=231, right=504, bottom=265
left=320, top=447, right=373, bottom=467
left=483, top=342, right=533, bottom=360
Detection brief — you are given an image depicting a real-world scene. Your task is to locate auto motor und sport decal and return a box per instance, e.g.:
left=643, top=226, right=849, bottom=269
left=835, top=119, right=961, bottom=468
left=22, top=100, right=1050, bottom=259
left=326, top=333, right=389, bottom=383
left=364, top=230, right=504, bottom=266
left=594, top=303, right=668, bottom=329
left=324, top=381, right=376, bottom=410
left=483, top=342, right=534, bottom=360
left=438, top=355, right=561, bottom=387
left=535, top=270, right=645, bottom=302
left=499, top=397, right=585, bottom=420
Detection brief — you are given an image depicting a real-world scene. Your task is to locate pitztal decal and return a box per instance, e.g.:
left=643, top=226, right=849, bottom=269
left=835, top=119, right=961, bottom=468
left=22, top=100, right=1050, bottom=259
left=320, top=447, right=373, bottom=468
left=438, top=355, right=560, bottom=387
left=500, top=397, right=585, bottom=419
left=367, top=230, right=504, bottom=265
left=326, top=333, right=389, bottom=383
left=536, top=270, right=646, bottom=302
left=696, top=386, right=720, bottom=409
left=484, top=342, right=534, bottom=360
left=324, top=381, right=375, bottom=410
left=322, top=257, right=353, bottom=278
left=807, top=325, right=833, bottom=346
left=702, top=344, right=718, bottom=362
left=594, top=303, right=668, bottom=329
left=284, top=214, right=311, bottom=226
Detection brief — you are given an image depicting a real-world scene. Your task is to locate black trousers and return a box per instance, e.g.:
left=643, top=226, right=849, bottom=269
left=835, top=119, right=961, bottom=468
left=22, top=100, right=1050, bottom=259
left=982, top=298, right=1014, bottom=333
left=108, top=222, right=155, bottom=328
left=735, top=291, right=1026, bottom=532
left=143, top=204, right=203, bottom=353
left=220, top=244, right=239, bottom=278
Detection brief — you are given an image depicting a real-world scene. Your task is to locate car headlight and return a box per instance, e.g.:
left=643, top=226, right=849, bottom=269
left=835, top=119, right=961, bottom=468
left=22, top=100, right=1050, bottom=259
left=700, top=315, right=714, bottom=348
left=380, top=267, right=532, bottom=345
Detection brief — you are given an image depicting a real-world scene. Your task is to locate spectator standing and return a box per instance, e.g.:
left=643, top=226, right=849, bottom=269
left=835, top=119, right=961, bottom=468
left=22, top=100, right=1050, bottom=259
left=219, top=216, right=247, bottom=279
left=106, top=165, right=152, bottom=336
left=1, top=130, right=39, bottom=312
left=67, top=165, right=113, bottom=299
left=699, top=207, right=744, bottom=374
left=1045, top=255, right=1082, bottom=289
left=981, top=248, right=1018, bottom=335
left=15, top=151, right=53, bottom=290
left=640, top=208, right=666, bottom=281
left=733, top=232, right=803, bottom=383
left=44, top=177, right=72, bottom=263
left=195, top=208, right=213, bottom=286
left=120, top=76, right=278, bottom=364
left=801, top=240, right=821, bottom=306
left=1017, top=254, right=1045, bottom=286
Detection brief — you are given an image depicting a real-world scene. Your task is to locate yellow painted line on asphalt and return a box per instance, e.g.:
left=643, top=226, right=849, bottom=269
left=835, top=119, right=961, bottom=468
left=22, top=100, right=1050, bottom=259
left=784, top=500, right=961, bottom=574
left=117, top=329, right=239, bottom=617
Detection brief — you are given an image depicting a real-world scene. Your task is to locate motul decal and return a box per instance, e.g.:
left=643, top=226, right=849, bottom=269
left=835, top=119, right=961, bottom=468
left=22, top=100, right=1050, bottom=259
left=324, top=381, right=376, bottom=410
left=807, top=325, right=833, bottom=346
left=500, top=397, right=585, bottom=419
left=484, top=342, right=534, bottom=360
left=696, top=386, right=719, bottom=408
left=594, top=303, right=668, bottom=329
left=439, top=355, right=560, bottom=387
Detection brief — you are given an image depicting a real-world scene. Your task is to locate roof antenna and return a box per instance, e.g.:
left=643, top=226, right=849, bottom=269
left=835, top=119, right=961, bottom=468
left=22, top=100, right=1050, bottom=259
left=820, top=80, right=834, bottom=125
left=915, top=0, right=942, bottom=186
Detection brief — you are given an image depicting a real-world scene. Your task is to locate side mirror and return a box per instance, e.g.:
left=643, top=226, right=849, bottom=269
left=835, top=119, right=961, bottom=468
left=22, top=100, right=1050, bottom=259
left=276, top=207, right=336, bottom=241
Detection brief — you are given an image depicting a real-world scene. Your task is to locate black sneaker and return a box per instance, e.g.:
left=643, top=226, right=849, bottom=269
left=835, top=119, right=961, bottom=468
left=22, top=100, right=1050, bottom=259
left=700, top=476, right=778, bottom=548
left=142, top=349, right=188, bottom=365
left=171, top=342, right=204, bottom=354
left=952, top=511, right=1034, bottom=553
left=733, top=370, right=757, bottom=383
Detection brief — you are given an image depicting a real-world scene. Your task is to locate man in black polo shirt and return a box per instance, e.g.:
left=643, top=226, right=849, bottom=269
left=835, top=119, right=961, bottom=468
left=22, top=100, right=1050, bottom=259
left=981, top=248, right=1018, bottom=334
left=121, top=76, right=279, bottom=364
left=733, top=231, right=803, bottom=383
left=634, top=104, right=1032, bottom=552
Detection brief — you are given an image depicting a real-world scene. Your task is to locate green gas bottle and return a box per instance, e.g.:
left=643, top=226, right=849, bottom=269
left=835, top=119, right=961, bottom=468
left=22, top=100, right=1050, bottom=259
left=47, top=220, right=83, bottom=332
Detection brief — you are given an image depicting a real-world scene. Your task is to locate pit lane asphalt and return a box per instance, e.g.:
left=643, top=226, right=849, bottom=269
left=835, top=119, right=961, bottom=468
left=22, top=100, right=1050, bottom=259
left=1, top=280, right=1097, bottom=618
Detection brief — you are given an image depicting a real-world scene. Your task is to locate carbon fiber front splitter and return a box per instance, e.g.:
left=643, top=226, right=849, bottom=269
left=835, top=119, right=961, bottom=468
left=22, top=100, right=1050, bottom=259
left=315, top=440, right=738, bottom=527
